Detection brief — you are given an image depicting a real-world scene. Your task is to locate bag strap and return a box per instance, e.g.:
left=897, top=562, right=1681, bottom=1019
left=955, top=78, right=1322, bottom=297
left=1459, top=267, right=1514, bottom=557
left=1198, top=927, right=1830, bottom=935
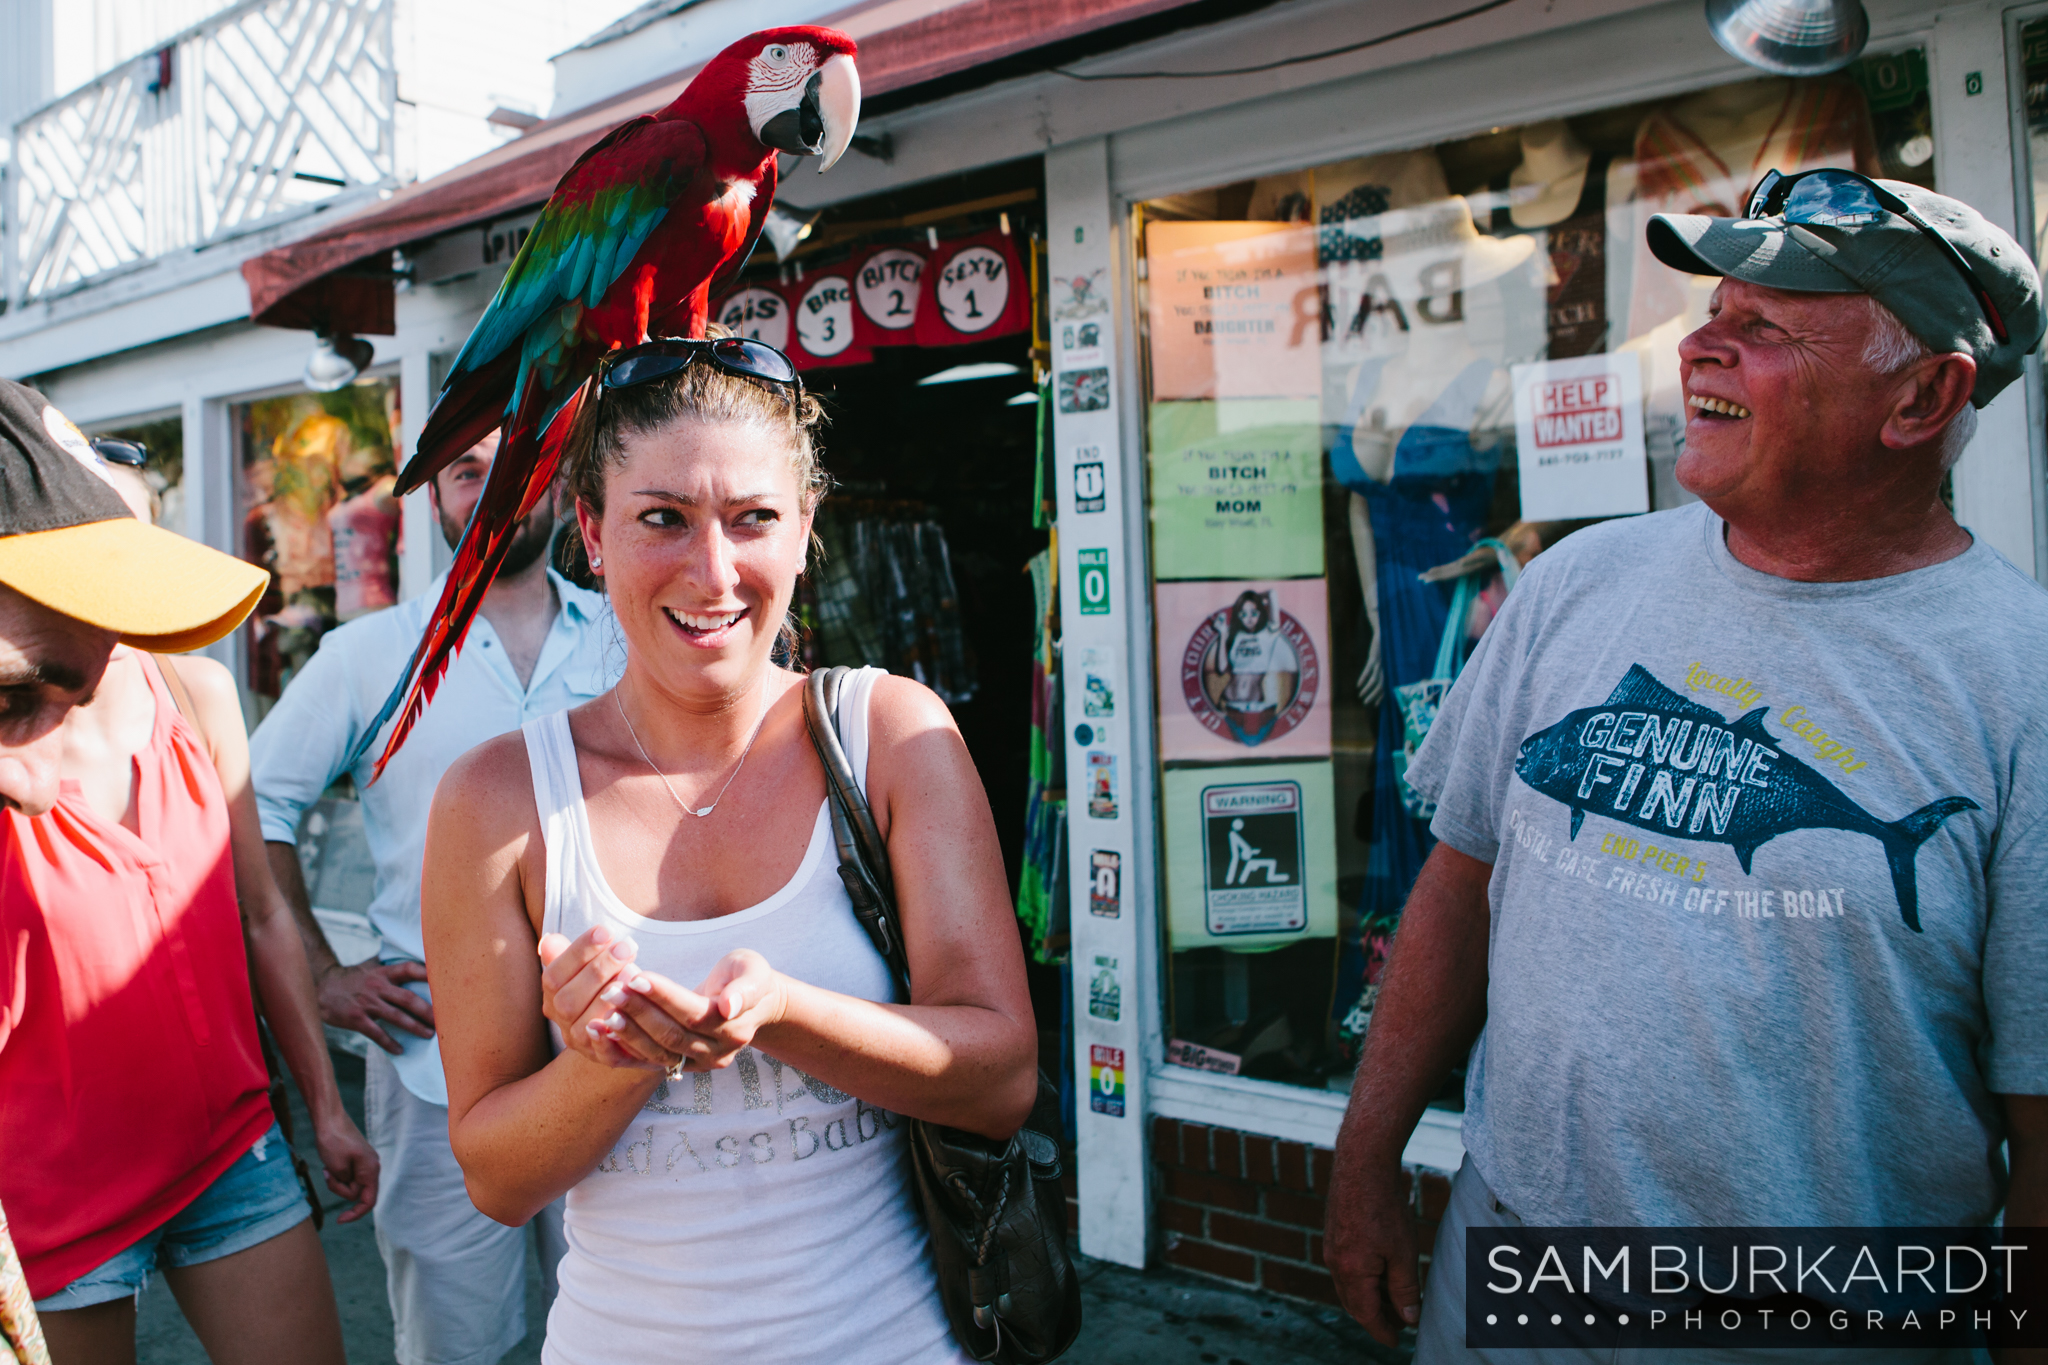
left=152, top=653, right=209, bottom=750
left=801, top=668, right=912, bottom=997
left=1429, top=576, right=1475, bottom=684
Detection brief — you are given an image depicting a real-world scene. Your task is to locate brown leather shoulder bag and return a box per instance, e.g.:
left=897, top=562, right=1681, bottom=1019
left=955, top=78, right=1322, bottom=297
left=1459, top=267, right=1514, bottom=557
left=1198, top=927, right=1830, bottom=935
left=802, top=666, right=1082, bottom=1364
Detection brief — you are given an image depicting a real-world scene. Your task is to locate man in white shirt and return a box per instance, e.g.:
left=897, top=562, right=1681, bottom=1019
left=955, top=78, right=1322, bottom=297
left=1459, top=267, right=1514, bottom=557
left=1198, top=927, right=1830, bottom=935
left=251, top=433, right=619, bottom=1365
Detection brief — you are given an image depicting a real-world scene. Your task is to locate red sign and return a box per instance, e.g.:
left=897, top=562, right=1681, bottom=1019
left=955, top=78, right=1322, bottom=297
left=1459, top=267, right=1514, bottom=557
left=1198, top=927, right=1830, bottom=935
left=851, top=244, right=925, bottom=345
left=1531, top=375, right=1622, bottom=447
left=913, top=229, right=1029, bottom=346
left=783, top=267, right=872, bottom=370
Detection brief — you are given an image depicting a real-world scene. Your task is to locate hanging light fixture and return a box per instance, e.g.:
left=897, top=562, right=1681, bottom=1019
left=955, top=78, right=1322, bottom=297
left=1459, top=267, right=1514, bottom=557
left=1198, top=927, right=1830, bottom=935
left=305, top=330, right=375, bottom=392
left=1705, top=0, right=1867, bottom=75
left=762, top=204, right=822, bottom=262
left=917, top=361, right=1021, bottom=385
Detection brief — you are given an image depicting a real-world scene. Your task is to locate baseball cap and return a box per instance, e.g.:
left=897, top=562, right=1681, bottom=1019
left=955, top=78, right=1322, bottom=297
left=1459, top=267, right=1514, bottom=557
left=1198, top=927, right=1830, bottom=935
left=0, top=378, right=269, bottom=651
left=1646, top=177, right=2045, bottom=408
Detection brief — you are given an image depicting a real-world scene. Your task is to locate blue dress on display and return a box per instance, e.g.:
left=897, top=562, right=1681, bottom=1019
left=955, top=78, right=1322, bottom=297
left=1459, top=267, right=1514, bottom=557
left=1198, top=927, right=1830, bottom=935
left=1327, top=391, right=1499, bottom=1028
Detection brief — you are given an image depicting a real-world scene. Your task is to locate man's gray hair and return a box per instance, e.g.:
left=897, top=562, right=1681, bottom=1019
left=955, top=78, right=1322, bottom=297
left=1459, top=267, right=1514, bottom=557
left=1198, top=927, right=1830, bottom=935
left=1860, top=295, right=1977, bottom=469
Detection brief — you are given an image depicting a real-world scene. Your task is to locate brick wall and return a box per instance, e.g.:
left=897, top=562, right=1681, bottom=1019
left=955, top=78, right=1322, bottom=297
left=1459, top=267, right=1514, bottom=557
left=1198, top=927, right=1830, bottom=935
left=1152, top=1116, right=1452, bottom=1309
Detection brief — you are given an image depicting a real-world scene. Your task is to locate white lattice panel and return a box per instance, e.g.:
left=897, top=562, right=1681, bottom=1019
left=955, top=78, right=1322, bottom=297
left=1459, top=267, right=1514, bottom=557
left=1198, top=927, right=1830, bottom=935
left=7, top=0, right=394, bottom=305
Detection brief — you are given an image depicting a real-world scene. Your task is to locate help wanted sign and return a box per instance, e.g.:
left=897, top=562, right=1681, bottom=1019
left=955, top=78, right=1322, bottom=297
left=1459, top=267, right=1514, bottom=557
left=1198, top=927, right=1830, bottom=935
left=1511, top=354, right=1648, bottom=520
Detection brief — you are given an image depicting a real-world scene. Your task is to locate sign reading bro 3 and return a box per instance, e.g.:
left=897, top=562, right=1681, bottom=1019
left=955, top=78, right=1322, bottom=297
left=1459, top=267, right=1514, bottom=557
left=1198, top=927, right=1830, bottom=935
left=1200, top=780, right=1306, bottom=935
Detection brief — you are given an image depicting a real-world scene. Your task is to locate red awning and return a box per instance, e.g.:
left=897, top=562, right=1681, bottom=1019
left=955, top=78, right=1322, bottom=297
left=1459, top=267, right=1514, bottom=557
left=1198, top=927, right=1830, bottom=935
left=243, top=0, right=1203, bottom=333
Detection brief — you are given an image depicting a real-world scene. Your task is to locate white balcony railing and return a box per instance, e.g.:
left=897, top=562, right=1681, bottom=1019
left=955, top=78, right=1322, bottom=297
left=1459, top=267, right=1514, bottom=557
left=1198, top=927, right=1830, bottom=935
left=5, top=0, right=395, bottom=308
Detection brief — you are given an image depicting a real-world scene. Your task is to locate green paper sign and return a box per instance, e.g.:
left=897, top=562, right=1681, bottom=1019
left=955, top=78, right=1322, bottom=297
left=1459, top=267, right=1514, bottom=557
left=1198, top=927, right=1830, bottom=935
left=1148, top=400, right=1324, bottom=581
left=1077, top=548, right=1112, bottom=615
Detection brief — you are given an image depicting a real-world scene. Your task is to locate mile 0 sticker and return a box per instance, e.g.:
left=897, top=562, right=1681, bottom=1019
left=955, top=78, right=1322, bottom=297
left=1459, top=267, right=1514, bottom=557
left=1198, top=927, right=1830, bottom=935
left=716, top=288, right=789, bottom=352
left=795, top=275, right=856, bottom=357
left=855, top=247, right=923, bottom=331
left=934, top=245, right=1011, bottom=333
left=1201, top=780, right=1306, bottom=936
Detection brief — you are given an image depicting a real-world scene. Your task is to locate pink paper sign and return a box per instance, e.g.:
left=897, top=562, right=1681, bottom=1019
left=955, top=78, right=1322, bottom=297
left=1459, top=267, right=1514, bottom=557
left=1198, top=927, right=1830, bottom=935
left=1155, top=578, right=1331, bottom=762
left=1144, top=221, right=1320, bottom=401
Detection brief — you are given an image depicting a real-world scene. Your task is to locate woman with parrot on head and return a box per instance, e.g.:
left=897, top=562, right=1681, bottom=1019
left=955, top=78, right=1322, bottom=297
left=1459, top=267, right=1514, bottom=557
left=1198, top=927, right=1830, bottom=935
left=397, top=26, right=1037, bottom=1363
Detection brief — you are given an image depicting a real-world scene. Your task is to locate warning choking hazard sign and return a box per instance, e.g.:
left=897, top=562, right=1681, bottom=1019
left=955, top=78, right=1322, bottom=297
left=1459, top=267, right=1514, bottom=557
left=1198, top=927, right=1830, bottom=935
left=1511, top=353, right=1648, bottom=521
left=1200, top=780, right=1306, bottom=936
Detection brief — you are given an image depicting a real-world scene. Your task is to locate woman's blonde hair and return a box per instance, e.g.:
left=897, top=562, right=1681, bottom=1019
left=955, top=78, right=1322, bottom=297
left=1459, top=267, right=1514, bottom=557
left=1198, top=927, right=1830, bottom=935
left=561, top=324, right=829, bottom=657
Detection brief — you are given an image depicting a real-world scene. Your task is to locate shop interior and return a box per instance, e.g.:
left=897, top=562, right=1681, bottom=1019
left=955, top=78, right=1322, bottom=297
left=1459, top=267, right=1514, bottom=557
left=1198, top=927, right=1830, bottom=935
left=1139, top=57, right=1938, bottom=1100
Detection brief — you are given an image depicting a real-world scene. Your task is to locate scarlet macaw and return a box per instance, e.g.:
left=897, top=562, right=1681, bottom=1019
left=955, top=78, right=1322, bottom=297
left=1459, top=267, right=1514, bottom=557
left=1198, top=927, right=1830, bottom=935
left=363, top=26, right=860, bottom=773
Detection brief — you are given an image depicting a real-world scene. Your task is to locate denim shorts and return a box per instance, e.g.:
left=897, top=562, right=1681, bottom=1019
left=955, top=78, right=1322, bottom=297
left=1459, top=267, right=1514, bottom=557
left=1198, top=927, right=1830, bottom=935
left=33, top=1122, right=312, bottom=1312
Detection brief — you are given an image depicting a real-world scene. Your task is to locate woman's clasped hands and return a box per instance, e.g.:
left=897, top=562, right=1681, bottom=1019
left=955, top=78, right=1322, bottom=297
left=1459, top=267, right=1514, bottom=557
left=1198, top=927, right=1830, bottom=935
left=538, top=925, right=789, bottom=1074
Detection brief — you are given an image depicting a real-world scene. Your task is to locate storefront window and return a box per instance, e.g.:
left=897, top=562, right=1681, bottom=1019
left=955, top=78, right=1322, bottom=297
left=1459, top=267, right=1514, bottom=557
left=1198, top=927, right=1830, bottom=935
left=237, top=380, right=402, bottom=716
left=88, top=413, right=185, bottom=537
left=1135, top=62, right=1935, bottom=1094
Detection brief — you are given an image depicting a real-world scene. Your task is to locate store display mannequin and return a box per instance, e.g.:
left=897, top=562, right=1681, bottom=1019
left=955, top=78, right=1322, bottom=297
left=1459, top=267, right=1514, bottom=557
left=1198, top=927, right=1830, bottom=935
left=1491, top=120, right=1639, bottom=358
left=1626, top=76, right=1877, bottom=339
left=1504, top=120, right=1596, bottom=229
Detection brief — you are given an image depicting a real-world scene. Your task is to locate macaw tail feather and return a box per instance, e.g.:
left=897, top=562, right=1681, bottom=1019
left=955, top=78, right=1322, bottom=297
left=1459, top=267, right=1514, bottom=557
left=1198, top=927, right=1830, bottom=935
left=396, top=349, right=523, bottom=496
left=355, top=383, right=588, bottom=779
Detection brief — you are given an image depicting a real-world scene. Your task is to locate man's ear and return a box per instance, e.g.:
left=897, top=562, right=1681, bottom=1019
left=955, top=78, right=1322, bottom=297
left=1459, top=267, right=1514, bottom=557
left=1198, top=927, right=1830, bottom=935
left=1881, top=353, right=1977, bottom=452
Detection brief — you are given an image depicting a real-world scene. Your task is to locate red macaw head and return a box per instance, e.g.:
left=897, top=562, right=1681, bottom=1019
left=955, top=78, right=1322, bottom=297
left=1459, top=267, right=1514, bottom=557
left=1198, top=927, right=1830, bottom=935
left=694, top=27, right=861, bottom=173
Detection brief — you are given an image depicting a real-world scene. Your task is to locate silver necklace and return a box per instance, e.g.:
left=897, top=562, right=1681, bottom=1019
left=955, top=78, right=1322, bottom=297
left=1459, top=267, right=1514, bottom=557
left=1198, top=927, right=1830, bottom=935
left=615, top=686, right=769, bottom=819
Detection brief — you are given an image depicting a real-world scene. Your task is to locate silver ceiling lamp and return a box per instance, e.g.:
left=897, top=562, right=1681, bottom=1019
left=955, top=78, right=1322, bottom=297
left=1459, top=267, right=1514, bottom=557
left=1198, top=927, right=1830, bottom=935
left=1705, top=0, right=1868, bottom=75
left=305, top=330, right=375, bottom=392
left=762, top=204, right=822, bottom=262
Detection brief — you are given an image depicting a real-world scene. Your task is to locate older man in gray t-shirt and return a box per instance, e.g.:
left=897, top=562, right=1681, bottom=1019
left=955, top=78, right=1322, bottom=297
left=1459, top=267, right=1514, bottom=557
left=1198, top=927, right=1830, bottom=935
left=1325, top=178, right=2048, bottom=1364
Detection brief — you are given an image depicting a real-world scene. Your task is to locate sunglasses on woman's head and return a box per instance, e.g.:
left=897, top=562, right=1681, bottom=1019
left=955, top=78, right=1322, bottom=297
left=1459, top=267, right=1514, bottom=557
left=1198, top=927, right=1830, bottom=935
left=90, top=437, right=148, bottom=468
left=598, top=336, right=804, bottom=407
left=1743, top=167, right=2008, bottom=345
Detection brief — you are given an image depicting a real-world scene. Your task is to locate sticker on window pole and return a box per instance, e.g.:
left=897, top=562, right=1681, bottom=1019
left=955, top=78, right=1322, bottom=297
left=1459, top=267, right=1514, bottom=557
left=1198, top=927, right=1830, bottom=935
left=1072, top=457, right=1106, bottom=514
left=1089, top=850, right=1121, bottom=918
left=1201, top=779, right=1307, bottom=936
left=1086, top=751, right=1118, bottom=820
left=1077, top=548, right=1111, bottom=616
left=1088, top=955, right=1121, bottom=1022
left=1089, top=1045, right=1126, bottom=1117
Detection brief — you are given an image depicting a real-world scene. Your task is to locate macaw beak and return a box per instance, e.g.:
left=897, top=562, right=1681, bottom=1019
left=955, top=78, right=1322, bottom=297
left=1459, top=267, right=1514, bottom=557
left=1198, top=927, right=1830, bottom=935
left=759, top=53, right=860, bottom=172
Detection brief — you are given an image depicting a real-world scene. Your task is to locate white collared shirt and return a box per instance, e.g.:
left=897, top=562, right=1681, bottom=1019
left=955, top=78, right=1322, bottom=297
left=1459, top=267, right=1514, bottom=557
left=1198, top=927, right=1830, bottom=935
left=252, top=569, right=620, bottom=1103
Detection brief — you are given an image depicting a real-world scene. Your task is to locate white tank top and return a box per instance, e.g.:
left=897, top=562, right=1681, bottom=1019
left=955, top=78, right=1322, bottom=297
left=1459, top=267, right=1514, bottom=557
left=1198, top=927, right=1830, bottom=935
left=522, top=668, right=967, bottom=1365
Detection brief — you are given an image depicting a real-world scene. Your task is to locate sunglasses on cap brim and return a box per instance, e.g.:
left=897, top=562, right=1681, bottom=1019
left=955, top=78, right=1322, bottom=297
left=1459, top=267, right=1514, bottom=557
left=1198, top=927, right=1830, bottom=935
left=1744, top=167, right=2008, bottom=345
left=90, top=437, right=149, bottom=468
left=597, top=336, right=804, bottom=406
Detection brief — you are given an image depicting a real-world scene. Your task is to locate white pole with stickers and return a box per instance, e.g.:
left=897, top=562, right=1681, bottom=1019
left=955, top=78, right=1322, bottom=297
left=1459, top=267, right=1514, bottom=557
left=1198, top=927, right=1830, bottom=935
left=1048, top=138, right=1156, bottom=1270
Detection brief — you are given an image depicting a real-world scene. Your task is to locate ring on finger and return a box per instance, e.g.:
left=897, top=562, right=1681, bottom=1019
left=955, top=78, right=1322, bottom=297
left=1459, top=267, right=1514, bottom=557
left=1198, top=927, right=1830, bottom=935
left=664, top=1054, right=690, bottom=1080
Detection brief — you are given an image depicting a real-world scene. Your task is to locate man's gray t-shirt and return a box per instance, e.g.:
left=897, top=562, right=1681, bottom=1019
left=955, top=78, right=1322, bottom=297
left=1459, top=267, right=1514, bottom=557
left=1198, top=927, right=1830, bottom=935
left=1407, top=502, right=2048, bottom=1229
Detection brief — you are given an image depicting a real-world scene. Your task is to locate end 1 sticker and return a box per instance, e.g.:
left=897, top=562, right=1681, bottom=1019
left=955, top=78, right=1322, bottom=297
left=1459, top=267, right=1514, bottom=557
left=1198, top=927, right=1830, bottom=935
left=1077, top=547, right=1111, bottom=615
left=1089, top=1045, right=1125, bottom=1117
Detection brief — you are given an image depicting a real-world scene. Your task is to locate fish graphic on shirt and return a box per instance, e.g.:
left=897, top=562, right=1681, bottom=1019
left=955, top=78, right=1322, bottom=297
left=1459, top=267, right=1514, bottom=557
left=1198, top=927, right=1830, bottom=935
left=1514, top=665, right=1976, bottom=932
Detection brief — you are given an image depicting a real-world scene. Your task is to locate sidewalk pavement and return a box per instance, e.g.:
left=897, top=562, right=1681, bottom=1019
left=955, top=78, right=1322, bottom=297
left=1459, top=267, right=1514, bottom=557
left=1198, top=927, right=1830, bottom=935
left=136, top=1051, right=1410, bottom=1364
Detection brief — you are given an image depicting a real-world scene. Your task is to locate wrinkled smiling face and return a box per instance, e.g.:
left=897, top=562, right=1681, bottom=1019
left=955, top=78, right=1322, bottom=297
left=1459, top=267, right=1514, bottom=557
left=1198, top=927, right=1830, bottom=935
left=579, top=420, right=811, bottom=697
left=1674, top=277, right=1895, bottom=512
left=0, top=582, right=115, bottom=817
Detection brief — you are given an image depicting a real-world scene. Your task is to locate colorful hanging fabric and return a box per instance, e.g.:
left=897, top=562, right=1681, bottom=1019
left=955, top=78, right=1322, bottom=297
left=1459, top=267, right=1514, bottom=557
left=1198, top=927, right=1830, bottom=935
left=1016, top=541, right=1068, bottom=963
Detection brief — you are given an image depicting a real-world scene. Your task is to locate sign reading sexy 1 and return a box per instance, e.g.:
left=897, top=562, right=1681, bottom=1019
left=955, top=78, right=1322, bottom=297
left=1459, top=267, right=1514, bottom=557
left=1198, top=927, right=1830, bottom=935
left=915, top=229, right=1029, bottom=345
